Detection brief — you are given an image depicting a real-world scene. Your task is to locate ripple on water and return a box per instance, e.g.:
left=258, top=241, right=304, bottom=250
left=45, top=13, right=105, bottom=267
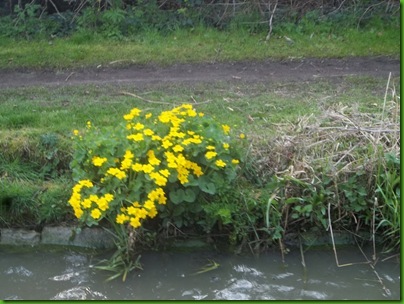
left=51, top=286, right=107, bottom=300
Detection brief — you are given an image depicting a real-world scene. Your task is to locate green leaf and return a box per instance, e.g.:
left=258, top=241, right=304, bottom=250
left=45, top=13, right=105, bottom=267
left=198, top=176, right=216, bottom=195
left=169, top=189, right=184, bottom=204
left=173, top=205, right=185, bottom=216
left=183, top=188, right=196, bottom=202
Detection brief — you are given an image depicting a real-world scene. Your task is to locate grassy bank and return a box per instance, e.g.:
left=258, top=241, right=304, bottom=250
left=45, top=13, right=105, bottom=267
left=0, top=75, right=400, bottom=253
left=0, top=24, right=399, bottom=69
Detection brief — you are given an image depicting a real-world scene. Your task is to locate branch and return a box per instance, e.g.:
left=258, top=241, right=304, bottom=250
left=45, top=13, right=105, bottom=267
left=266, top=0, right=278, bottom=41
left=119, top=91, right=171, bottom=105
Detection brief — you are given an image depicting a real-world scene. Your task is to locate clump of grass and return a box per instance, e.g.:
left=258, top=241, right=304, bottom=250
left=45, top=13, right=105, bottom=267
left=245, top=78, right=400, bottom=252
left=0, top=129, right=72, bottom=177
left=0, top=177, right=73, bottom=228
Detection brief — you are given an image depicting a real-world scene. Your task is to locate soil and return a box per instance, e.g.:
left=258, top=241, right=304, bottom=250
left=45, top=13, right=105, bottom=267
left=0, top=56, right=399, bottom=88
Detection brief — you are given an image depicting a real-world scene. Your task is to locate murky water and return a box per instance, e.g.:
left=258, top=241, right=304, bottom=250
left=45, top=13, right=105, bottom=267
left=0, top=245, right=400, bottom=300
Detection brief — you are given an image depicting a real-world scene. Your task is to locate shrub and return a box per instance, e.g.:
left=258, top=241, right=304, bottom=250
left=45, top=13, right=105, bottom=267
left=68, top=103, right=244, bottom=280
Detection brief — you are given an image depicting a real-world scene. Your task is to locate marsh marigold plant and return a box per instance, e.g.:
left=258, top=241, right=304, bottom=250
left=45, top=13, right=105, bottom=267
left=69, top=104, right=244, bottom=232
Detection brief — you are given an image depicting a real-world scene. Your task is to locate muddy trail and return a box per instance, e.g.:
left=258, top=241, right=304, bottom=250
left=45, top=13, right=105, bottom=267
left=0, top=56, right=399, bottom=89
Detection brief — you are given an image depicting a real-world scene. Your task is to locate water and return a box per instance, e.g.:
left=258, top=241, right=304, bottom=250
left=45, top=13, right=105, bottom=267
left=0, top=245, right=400, bottom=300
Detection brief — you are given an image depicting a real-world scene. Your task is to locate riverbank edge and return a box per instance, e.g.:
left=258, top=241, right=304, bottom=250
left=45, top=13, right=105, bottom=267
left=0, top=226, right=379, bottom=251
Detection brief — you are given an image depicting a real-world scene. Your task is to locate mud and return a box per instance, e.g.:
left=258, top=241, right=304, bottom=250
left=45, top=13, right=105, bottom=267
left=0, top=56, right=399, bottom=88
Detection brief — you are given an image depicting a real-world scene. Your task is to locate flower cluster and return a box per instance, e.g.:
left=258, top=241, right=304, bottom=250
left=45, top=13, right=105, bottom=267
left=68, top=104, right=244, bottom=230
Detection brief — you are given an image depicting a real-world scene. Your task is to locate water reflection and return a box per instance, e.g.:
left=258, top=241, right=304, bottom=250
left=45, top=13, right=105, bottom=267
left=0, top=246, right=400, bottom=300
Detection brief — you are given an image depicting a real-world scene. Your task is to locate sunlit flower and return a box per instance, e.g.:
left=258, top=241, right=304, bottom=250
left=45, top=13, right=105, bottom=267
left=142, top=164, right=154, bottom=174
left=127, top=133, right=144, bottom=142
left=107, top=167, right=127, bottom=180
left=205, top=151, right=217, bottom=160
left=92, top=156, right=108, bottom=167
left=222, top=124, right=230, bottom=134
left=130, top=217, right=141, bottom=228
left=91, top=208, right=102, bottom=219
left=134, top=122, right=144, bottom=130
left=116, top=213, right=129, bottom=224
left=215, top=159, right=226, bottom=167
left=121, top=150, right=134, bottom=170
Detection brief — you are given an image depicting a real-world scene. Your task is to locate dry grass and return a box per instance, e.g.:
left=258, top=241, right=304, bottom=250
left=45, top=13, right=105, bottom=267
left=248, top=78, right=400, bottom=185
left=244, top=76, right=400, bottom=251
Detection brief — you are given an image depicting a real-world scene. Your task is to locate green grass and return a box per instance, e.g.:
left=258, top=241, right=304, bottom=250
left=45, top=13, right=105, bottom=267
left=0, top=26, right=399, bottom=69
left=0, top=75, right=400, bottom=252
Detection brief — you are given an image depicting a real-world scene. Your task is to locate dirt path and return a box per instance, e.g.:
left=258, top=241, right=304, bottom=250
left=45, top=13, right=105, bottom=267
left=0, top=56, right=399, bottom=88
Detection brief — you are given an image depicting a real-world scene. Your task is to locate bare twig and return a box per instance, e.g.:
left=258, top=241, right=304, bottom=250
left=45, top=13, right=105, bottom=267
left=299, top=234, right=308, bottom=284
left=266, top=0, right=278, bottom=41
left=328, top=203, right=369, bottom=267
left=119, top=91, right=171, bottom=105
left=372, top=197, right=377, bottom=262
left=65, top=72, right=75, bottom=82
left=355, top=237, right=392, bottom=296
left=47, top=0, right=66, bottom=20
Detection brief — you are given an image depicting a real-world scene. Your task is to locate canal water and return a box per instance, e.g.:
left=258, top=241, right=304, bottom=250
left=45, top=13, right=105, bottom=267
left=0, top=245, right=400, bottom=300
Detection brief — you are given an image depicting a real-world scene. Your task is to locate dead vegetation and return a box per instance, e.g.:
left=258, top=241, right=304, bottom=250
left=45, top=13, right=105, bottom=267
left=244, top=75, right=400, bottom=252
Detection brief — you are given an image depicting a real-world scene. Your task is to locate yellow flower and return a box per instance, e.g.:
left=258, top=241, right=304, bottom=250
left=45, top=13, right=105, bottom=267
left=104, top=193, right=114, bottom=202
left=130, top=217, right=141, bottom=228
left=172, top=144, right=184, bottom=152
left=215, top=159, right=226, bottom=167
left=162, top=139, right=173, bottom=149
left=137, top=208, right=148, bottom=219
left=91, top=208, right=102, bottom=219
left=150, top=172, right=168, bottom=186
left=86, top=121, right=91, bottom=129
left=145, top=113, right=152, bottom=119
left=124, top=108, right=141, bottom=120
left=158, top=194, right=167, bottom=205
left=92, top=156, right=108, bottom=167
left=134, top=122, right=144, bottom=130
left=79, top=179, right=93, bottom=187
left=158, top=111, right=172, bottom=123
left=223, top=143, right=230, bottom=149
left=205, top=151, right=217, bottom=160
left=127, top=206, right=137, bottom=216
left=123, top=113, right=134, bottom=120
left=191, top=163, right=204, bottom=177
left=144, top=200, right=155, bottom=210
left=148, top=188, right=167, bottom=205
left=73, top=129, right=79, bottom=136
left=159, top=169, right=170, bottom=177
left=231, top=159, right=240, bottom=164
left=116, top=213, right=129, bottom=224
left=143, top=128, right=154, bottom=136
left=148, top=207, right=158, bottom=218
left=127, top=133, right=144, bottom=142
left=107, top=167, right=127, bottom=180
left=96, top=199, right=108, bottom=211
left=206, top=145, right=215, bottom=150
left=239, top=133, right=246, bottom=139
left=121, top=150, right=134, bottom=170
left=81, top=198, right=92, bottom=209
left=222, top=124, right=230, bottom=134
left=187, top=109, right=197, bottom=117
left=147, top=150, right=161, bottom=165
left=142, top=164, right=154, bottom=174
left=74, top=208, right=83, bottom=219
left=132, top=163, right=143, bottom=172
